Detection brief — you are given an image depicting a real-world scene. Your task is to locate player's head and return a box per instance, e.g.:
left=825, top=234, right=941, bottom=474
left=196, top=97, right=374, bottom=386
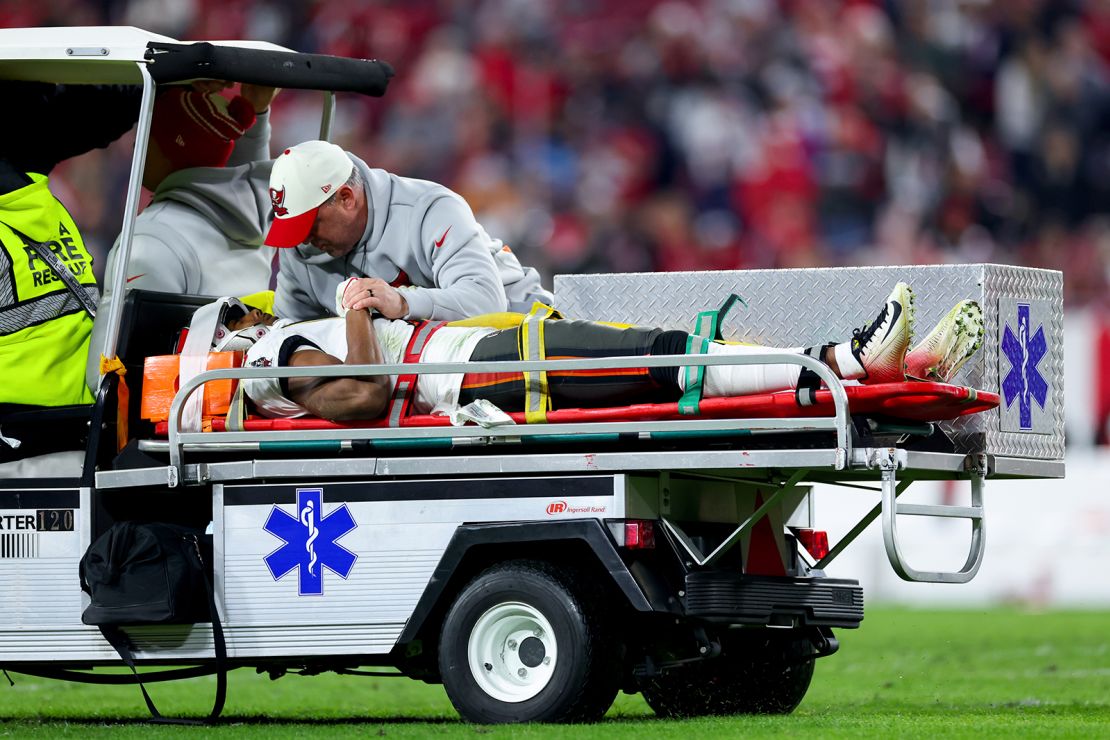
left=264, top=140, right=367, bottom=257
left=144, top=86, right=256, bottom=189
left=212, top=298, right=275, bottom=351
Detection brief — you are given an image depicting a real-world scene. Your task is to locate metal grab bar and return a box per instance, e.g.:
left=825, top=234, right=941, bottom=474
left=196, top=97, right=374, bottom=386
left=99, top=62, right=156, bottom=378
left=877, top=450, right=986, bottom=584
left=165, top=351, right=854, bottom=484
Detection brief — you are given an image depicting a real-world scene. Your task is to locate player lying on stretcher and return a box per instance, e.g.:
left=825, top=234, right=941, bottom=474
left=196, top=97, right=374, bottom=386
left=206, top=281, right=984, bottom=423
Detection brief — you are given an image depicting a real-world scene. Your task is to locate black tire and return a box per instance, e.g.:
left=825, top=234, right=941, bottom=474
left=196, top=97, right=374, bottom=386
left=438, top=560, right=620, bottom=723
left=640, top=631, right=815, bottom=717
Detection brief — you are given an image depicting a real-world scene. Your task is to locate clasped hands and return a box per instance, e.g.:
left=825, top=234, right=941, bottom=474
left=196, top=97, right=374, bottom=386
left=336, top=277, right=409, bottom=319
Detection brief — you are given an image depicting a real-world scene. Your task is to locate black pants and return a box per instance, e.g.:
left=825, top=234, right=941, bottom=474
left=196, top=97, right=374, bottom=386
left=458, top=319, right=689, bottom=412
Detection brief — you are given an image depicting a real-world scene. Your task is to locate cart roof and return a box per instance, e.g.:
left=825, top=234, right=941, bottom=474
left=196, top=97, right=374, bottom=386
left=0, top=26, right=296, bottom=85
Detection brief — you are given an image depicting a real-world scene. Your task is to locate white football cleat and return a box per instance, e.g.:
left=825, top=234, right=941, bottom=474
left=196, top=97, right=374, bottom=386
left=906, top=299, right=984, bottom=382
left=838, top=282, right=914, bottom=383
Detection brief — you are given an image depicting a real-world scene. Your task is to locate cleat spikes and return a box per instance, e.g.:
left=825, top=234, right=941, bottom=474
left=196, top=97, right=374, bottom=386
left=906, top=299, right=985, bottom=382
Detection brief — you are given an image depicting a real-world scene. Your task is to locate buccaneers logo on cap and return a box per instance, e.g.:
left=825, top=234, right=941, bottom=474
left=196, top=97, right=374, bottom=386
left=269, top=186, right=289, bottom=217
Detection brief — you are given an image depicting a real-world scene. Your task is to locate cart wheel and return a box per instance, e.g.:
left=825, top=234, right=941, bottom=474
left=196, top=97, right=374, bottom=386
left=438, top=560, right=620, bottom=723
left=640, top=632, right=815, bottom=717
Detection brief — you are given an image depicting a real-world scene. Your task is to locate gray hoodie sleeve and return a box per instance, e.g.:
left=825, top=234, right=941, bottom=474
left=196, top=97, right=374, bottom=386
left=110, top=235, right=191, bottom=293
left=226, top=110, right=271, bottom=167
left=500, top=256, right=553, bottom=312
left=401, top=195, right=509, bottom=320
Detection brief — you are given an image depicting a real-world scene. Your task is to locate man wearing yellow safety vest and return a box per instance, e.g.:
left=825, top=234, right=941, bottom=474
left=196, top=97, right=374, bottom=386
left=0, top=83, right=140, bottom=419
left=0, top=167, right=99, bottom=408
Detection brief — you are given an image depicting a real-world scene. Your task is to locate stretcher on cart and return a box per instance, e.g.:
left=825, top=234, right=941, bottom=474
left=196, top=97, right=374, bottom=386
left=0, top=26, right=1065, bottom=726
left=127, top=265, right=1039, bottom=591
left=149, top=380, right=997, bottom=435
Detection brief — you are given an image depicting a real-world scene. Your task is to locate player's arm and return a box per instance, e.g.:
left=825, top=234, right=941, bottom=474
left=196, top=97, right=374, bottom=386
left=286, top=311, right=390, bottom=421
left=227, top=84, right=280, bottom=165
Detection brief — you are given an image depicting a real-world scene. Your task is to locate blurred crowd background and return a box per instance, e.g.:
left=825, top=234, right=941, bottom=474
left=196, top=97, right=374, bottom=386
left=6, top=2, right=1110, bottom=593
left=5, top=0, right=1110, bottom=308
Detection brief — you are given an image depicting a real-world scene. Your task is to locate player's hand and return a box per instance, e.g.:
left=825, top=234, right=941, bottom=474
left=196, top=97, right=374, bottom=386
left=239, top=84, right=281, bottom=113
left=343, top=277, right=409, bottom=319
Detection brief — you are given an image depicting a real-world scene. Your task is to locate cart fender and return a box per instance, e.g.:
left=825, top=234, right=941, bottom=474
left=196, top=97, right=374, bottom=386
left=397, top=519, right=650, bottom=644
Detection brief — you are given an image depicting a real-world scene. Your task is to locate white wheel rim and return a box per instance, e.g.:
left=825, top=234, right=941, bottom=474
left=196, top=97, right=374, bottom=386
left=467, top=601, right=558, bottom=703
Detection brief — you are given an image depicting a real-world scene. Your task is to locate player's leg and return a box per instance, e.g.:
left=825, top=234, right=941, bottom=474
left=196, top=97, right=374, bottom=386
left=459, top=320, right=681, bottom=411
left=696, top=282, right=915, bottom=397
left=459, top=282, right=918, bottom=412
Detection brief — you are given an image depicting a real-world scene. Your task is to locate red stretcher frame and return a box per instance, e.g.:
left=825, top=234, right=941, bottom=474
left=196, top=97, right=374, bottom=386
left=154, top=382, right=999, bottom=436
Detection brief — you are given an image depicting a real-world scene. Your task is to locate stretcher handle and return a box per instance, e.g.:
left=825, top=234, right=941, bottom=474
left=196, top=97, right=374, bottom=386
left=165, top=352, right=853, bottom=485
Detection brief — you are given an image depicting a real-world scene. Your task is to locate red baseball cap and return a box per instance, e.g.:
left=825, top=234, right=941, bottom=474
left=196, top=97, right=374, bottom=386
left=264, top=140, right=355, bottom=248
left=150, top=87, right=256, bottom=170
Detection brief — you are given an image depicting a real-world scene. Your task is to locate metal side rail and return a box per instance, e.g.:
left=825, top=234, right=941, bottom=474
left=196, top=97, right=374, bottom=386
left=144, top=351, right=852, bottom=488
left=815, top=449, right=986, bottom=584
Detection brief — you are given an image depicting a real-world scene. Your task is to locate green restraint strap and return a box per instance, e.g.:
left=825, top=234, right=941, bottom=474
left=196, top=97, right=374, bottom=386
left=678, top=294, right=745, bottom=416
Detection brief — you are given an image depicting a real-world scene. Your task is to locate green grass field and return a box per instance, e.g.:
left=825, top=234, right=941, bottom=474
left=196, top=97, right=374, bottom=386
left=1, top=608, right=1108, bottom=737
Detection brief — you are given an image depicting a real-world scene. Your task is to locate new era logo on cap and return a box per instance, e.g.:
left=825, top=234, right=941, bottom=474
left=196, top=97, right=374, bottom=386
left=264, top=141, right=355, bottom=248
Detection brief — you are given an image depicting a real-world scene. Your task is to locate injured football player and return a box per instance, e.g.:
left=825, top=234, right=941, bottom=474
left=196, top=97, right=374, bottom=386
left=205, top=282, right=984, bottom=423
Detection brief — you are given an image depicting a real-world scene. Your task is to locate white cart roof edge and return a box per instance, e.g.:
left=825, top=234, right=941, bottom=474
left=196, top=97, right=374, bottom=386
left=0, top=25, right=393, bottom=376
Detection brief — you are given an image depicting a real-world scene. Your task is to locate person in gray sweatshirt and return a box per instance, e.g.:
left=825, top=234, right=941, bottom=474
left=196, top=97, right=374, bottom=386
left=87, top=84, right=279, bottom=391
left=101, top=83, right=280, bottom=297
left=264, top=140, right=553, bottom=322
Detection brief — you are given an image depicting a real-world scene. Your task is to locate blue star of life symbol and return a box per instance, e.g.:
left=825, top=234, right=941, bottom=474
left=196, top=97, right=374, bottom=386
left=263, top=488, right=357, bottom=596
left=1001, top=303, right=1049, bottom=430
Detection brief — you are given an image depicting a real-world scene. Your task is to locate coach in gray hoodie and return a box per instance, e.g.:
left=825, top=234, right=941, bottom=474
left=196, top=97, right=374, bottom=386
left=265, top=140, right=553, bottom=322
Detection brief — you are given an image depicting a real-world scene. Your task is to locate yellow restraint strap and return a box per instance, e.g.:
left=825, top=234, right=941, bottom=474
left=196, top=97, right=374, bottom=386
left=99, top=355, right=130, bottom=453
left=520, top=303, right=561, bottom=424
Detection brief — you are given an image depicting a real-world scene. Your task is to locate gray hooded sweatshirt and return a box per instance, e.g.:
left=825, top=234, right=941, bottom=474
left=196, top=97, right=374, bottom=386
left=100, top=112, right=276, bottom=298
left=274, top=153, right=553, bottom=321
left=87, top=114, right=276, bottom=390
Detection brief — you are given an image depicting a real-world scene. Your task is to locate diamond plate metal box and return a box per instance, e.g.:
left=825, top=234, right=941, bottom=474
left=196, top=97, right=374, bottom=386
left=554, top=265, right=1064, bottom=461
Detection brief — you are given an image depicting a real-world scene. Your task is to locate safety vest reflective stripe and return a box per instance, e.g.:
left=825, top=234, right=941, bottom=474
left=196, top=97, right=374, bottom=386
left=0, top=285, right=100, bottom=336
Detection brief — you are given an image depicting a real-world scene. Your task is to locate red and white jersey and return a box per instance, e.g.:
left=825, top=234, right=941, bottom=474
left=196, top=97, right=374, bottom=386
left=241, top=317, right=494, bottom=419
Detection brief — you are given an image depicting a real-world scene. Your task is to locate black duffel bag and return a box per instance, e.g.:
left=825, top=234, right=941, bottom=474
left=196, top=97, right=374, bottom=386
left=80, top=522, right=212, bottom=625
left=75, top=521, right=227, bottom=723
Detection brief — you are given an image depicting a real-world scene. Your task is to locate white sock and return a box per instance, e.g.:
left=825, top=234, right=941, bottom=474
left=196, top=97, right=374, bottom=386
left=679, top=342, right=806, bottom=397
left=833, top=341, right=866, bottom=379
